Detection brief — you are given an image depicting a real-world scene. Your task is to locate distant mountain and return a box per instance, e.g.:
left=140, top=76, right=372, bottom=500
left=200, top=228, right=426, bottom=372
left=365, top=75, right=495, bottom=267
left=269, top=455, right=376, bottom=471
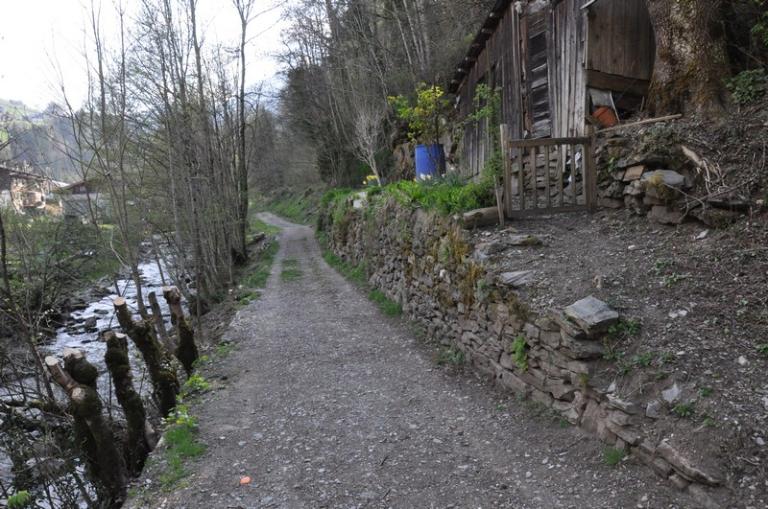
left=0, top=98, right=80, bottom=182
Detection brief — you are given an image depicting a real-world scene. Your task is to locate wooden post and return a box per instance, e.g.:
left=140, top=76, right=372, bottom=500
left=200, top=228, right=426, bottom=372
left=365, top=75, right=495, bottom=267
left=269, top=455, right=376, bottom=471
left=544, top=144, right=551, bottom=208
left=517, top=146, right=525, bottom=210
left=162, top=286, right=199, bottom=375
left=583, top=138, right=598, bottom=211
left=500, top=124, right=513, bottom=218
left=494, top=179, right=505, bottom=227
left=530, top=145, right=538, bottom=210
left=113, top=297, right=179, bottom=416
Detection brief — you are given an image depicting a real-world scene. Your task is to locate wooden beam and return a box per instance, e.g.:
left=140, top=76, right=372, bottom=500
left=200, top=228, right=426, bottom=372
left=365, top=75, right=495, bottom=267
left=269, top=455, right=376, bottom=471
left=586, top=69, right=649, bottom=97
left=508, top=137, right=591, bottom=148
left=598, top=114, right=683, bottom=133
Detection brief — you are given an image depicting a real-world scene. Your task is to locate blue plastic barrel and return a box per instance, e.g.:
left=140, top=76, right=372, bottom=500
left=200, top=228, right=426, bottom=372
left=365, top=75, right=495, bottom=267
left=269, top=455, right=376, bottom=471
left=414, top=143, right=445, bottom=180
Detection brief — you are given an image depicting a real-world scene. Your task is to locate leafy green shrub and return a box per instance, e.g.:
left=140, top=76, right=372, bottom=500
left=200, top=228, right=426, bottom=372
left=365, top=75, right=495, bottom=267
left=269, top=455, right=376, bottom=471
left=385, top=176, right=494, bottom=215
left=388, top=84, right=449, bottom=144
left=7, top=491, right=32, bottom=509
left=182, top=374, right=210, bottom=395
left=727, top=68, right=767, bottom=104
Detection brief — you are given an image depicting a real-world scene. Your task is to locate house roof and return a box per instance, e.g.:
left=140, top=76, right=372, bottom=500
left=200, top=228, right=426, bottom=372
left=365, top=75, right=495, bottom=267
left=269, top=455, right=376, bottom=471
left=0, top=164, right=49, bottom=182
left=447, top=0, right=513, bottom=94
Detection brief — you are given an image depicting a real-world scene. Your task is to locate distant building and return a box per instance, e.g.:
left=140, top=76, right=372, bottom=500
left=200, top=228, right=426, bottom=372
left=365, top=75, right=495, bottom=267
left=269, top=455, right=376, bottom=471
left=54, top=178, right=108, bottom=221
left=0, top=163, right=62, bottom=213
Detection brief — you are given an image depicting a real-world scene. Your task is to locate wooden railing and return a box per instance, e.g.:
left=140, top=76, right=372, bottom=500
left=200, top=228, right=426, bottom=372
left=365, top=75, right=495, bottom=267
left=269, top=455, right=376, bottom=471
left=500, top=127, right=597, bottom=218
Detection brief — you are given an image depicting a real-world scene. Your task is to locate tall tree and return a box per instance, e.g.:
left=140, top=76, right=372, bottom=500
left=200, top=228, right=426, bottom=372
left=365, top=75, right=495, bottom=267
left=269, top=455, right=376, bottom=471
left=645, top=0, right=730, bottom=115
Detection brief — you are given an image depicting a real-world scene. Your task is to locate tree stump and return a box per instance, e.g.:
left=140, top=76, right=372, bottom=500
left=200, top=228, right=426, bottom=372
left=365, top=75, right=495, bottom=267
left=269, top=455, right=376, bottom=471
left=113, top=297, right=179, bottom=416
left=103, top=331, right=153, bottom=474
left=45, top=353, right=127, bottom=505
left=148, top=291, right=174, bottom=353
left=163, top=286, right=199, bottom=375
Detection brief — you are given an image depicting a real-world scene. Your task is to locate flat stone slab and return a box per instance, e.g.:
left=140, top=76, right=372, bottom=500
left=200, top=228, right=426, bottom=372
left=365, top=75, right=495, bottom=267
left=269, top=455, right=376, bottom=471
left=642, top=169, right=686, bottom=188
left=497, top=270, right=536, bottom=287
left=564, top=296, right=619, bottom=336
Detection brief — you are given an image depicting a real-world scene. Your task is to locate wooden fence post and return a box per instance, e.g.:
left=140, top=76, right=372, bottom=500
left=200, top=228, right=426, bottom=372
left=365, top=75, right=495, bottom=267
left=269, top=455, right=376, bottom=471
left=583, top=137, right=598, bottom=211
left=500, top=124, right=513, bottom=218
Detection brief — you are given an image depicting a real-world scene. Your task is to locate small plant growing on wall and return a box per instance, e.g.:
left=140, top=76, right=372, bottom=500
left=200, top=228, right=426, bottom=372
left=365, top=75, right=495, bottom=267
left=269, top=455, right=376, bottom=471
left=510, top=335, right=528, bottom=372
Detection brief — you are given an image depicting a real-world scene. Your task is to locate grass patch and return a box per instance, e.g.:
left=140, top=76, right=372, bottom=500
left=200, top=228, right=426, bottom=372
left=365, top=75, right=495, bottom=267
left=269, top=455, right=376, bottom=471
left=368, top=289, right=402, bottom=316
left=258, top=189, right=323, bottom=225
left=159, top=405, right=206, bottom=488
left=241, top=240, right=279, bottom=289
left=280, top=268, right=303, bottom=282
left=250, top=218, right=280, bottom=237
left=672, top=402, right=695, bottom=418
left=215, top=342, right=234, bottom=358
left=318, top=232, right=402, bottom=317
left=603, top=447, right=626, bottom=466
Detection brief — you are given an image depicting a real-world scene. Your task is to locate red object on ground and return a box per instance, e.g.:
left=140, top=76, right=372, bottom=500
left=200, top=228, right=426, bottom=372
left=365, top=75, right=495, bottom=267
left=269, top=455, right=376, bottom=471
left=593, top=106, right=618, bottom=127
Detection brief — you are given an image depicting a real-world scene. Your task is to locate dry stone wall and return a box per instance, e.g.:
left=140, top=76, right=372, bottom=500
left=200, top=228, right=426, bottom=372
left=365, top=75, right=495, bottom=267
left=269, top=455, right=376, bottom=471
left=318, top=196, right=725, bottom=508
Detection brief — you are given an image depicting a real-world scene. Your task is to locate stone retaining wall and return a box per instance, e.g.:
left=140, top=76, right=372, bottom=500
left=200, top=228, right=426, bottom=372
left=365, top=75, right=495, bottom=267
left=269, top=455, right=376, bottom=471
left=318, top=196, right=725, bottom=508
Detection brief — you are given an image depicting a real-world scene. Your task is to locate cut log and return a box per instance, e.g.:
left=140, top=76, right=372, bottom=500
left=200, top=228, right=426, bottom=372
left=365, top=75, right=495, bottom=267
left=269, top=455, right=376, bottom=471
left=459, top=207, right=502, bottom=229
left=113, top=297, right=179, bottom=416
left=163, top=286, right=199, bottom=375
left=104, top=331, right=153, bottom=474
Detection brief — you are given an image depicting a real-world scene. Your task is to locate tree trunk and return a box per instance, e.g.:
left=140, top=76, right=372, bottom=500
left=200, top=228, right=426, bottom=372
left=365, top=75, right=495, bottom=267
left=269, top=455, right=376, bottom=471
left=104, top=331, right=154, bottom=475
left=45, top=353, right=127, bottom=505
left=163, top=286, right=199, bottom=375
left=113, top=297, right=179, bottom=416
left=645, top=0, right=730, bottom=115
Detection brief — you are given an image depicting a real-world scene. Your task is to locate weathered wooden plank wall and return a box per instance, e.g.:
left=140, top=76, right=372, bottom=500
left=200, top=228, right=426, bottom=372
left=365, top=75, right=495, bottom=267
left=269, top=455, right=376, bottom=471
left=456, top=0, right=654, bottom=180
left=586, top=0, right=654, bottom=80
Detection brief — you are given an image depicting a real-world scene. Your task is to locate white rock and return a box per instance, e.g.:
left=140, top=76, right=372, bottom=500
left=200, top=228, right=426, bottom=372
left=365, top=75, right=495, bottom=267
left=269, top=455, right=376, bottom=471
left=661, top=383, right=681, bottom=404
left=737, top=356, right=749, bottom=366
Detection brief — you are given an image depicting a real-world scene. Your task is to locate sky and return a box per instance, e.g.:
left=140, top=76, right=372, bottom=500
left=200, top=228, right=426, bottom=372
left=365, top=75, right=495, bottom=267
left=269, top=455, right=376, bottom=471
left=0, top=0, right=288, bottom=110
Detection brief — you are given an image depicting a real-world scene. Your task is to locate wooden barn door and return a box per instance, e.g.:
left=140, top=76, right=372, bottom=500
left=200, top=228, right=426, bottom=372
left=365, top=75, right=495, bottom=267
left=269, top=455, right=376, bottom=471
left=520, top=4, right=552, bottom=139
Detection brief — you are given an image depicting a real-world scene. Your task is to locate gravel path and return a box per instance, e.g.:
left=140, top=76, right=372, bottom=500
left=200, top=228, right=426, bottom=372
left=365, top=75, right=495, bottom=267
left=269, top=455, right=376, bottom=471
left=129, top=213, right=689, bottom=509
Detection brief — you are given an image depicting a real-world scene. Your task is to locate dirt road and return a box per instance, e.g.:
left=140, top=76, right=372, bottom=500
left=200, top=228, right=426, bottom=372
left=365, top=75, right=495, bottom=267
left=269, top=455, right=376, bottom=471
left=128, top=213, right=688, bottom=509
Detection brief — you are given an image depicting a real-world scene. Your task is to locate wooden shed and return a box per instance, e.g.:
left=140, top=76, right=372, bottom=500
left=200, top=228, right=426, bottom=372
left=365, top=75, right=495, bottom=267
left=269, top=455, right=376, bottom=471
left=450, top=0, right=655, bottom=192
